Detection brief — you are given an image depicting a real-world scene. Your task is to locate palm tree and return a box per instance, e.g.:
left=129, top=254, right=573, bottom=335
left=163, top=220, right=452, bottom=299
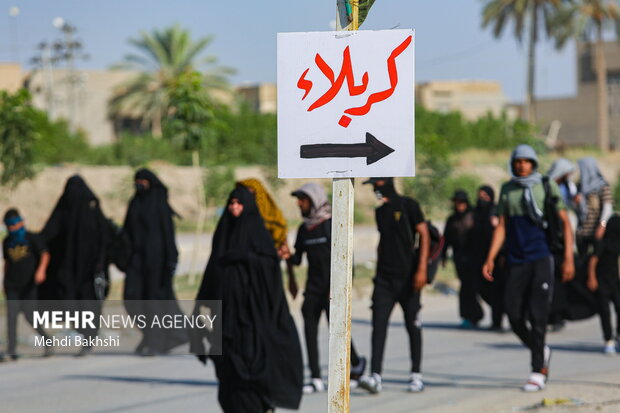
left=109, top=24, right=233, bottom=137
left=551, top=0, right=620, bottom=152
left=482, top=0, right=565, bottom=124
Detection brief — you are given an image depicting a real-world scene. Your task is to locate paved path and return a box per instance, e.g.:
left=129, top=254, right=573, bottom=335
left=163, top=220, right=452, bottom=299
left=1, top=293, right=619, bottom=412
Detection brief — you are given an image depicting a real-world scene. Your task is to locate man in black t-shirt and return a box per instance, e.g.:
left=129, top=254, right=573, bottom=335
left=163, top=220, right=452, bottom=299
left=2, top=208, right=52, bottom=360
left=286, top=183, right=366, bottom=393
left=358, top=178, right=430, bottom=394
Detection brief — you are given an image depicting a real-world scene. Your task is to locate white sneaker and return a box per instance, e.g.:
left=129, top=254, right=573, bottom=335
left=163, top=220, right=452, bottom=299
left=408, top=373, right=424, bottom=392
left=359, top=373, right=382, bottom=394
left=522, top=372, right=546, bottom=392
left=303, top=378, right=326, bottom=394
left=603, top=340, right=617, bottom=355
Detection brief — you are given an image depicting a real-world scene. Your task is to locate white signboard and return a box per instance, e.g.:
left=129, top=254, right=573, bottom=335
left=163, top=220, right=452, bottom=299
left=277, top=29, right=415, bottom=179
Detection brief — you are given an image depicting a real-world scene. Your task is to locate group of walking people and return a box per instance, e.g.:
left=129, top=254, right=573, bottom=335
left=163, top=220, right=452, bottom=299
left=444, top=145, right=619, bottom=392
left=2, top=143, right=620, bottom=412
left=2, top=169, right=189, bottom=360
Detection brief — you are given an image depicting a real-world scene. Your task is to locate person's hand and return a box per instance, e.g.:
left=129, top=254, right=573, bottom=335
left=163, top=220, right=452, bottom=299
left=587, top=275, right=598, bottom=292
left=34, top=269, right=46, bottom=285
left=288, top=279, right=299, bottom=299
left=278, top=244, right=291, bottom=260
left=595, top=225, right=606, bottom=240
left=561, top=259, right=575, bottom=283
left=413, top=269, right=427, bottom=292
left=168, top=262, right=177, bottom=275
left=482, top=260, right=495, bottom=282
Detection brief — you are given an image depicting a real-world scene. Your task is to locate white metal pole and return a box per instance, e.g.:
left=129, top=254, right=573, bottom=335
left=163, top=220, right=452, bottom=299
left=328, top=2, right=357, bottom=412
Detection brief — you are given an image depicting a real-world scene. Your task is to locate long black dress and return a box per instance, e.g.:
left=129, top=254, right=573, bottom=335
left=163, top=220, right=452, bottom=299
left=40, top=175, right=110, bottom=341
left=123, top=168, right=188, bottom=354
left=192, top=186, right=303, bottom=413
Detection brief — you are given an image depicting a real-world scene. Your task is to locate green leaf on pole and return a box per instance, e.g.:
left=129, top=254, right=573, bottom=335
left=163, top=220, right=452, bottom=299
left=359, top=0, right=376, bottom=27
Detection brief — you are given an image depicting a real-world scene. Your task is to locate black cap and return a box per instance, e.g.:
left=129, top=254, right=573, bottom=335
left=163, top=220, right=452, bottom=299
left=451, top=190, right=469, bottom=202
left=362, top=177, right=391, bottom=185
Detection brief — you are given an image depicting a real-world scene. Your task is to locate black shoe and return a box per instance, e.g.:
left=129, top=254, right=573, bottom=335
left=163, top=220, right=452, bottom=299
left=548, top=321, right=565, bottom=333
left=351, top=356, right=366, bottom=380
left=134, top=339, right=146, bottom=355
left=488, top=324, right=503, bottom=332
left=10, top=354, right=19, bottom=361
left=43, top=345, right=54, bottom=358
left=75, top=346, right=93, bottom=357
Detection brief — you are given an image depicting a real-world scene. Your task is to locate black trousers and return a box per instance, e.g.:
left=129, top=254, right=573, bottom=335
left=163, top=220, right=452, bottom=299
left=454, top=256, right=483, bottom=324
left=302, top=292, right=360, bottom=379
left=505, top=255, right=554, bottom=373
left=548, top=255, right=569, bottom=326
left=5, top=288, right=49, bottom=355
left=370, top=279, right=422, bottom=375
left=478, top=258, right=506, bottom=327
left=594, top=280, right=620, bottom=341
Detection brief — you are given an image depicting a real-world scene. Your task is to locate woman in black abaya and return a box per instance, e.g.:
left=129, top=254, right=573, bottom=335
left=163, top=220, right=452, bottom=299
left=123, top=168, right=187, bottom=355
left=40, top=175, right=110, bottom=354
left=192, top=186, right=303, bottom=413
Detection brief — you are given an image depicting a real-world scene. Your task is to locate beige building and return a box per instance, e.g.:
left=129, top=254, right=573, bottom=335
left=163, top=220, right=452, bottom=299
left=26, top=68, right=137, bottom=145
left=236, top=83, right=277, bottom=114
left=0, top=63, right=23, bottom=93
left=415, top=80, right=509, bottom=120
left=537, top=41, right=620, bottom=148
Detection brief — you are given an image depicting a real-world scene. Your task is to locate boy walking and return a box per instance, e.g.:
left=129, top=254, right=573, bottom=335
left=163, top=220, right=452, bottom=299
left=483, top=145, right=574, bottom=391
left=287, top=183, right=366, bottom=393
left=3, top=209, right=52, bottom=360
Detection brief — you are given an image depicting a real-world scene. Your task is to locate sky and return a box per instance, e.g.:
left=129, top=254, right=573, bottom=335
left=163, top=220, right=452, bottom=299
left=0, top=0, right=577, bottom=102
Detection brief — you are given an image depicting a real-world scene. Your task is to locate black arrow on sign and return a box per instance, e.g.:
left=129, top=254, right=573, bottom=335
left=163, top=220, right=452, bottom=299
left=300, top=132, right=395, bottom=165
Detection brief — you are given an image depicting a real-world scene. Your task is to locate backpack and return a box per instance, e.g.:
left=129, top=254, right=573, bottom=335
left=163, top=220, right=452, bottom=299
left=402, top=203, right=445, bottom=284
left=425, top=221, right=445, bottom=284
left=542, top=176, right=565, bottom=255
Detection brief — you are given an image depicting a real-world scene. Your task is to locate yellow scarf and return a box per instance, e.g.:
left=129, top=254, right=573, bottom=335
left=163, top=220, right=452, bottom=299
left=237, top=179, right=288, bottom=248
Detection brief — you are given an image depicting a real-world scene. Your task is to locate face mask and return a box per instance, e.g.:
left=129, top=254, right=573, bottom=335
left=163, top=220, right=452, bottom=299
left=135, top=182, right=148, bottom=192
left=373, top=182, right=397, bottom=200
left=477, top=199, right=491, bottom=209
left=7, top=226, right=27, bottom=247
left=9, top=226, right=26, bottom=237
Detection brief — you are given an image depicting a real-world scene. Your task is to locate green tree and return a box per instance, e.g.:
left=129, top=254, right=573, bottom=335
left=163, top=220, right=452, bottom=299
left=551, top=0, right=620, bottom=152
left=109, top=24, right=233, bottom=137
left=164, top=71, right=223, bottom=152
left=0, top=89, right=38, bottom=187
left=482, top=0, right=566, bottom=123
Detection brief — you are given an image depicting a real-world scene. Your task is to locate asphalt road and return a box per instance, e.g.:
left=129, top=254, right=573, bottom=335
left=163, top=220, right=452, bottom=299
left=1, top=292, right=619, bottom=413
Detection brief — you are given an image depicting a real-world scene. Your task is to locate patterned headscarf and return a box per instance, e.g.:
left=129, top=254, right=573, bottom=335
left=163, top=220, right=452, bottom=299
left=237, top=178, right=288, bottom=248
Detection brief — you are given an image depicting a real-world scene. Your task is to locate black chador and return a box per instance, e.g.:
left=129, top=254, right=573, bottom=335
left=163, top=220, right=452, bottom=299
left=192, top=187, right=303, bottom=413
left=443, top=191, right=483, bottom=327
left=40, top=175, right=110, bottom=351
left=472, top=186, right=505, bottom=330
left=123, top=168, right=187, bottom=355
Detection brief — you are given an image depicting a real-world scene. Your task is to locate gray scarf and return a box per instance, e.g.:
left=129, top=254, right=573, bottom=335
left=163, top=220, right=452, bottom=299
left=510, top=145, right=545, bottom=228
left=577, top=157, right=608, bottom=223
left=293, top=183, right=332, bottom=229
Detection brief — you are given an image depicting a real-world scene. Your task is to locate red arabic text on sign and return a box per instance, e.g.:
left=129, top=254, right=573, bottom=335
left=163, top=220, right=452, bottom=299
left=296, top=35, right=412, bottom=128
